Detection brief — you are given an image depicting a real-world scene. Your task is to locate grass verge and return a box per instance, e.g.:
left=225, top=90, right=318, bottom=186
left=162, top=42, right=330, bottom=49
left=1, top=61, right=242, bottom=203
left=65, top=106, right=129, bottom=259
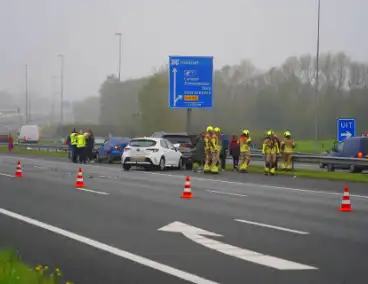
left=294, top=139, right=335, bottom=153
left=0, top=147, right=68, bottom=158
left=0, top=249, right=72, bottom=284
left=224, top=164, right=368, bottom=183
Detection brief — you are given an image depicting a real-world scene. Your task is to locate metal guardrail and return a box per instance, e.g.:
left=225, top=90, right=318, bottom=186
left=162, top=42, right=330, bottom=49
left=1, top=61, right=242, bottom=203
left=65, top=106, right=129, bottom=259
left=4, top=143, right=368, bottom=167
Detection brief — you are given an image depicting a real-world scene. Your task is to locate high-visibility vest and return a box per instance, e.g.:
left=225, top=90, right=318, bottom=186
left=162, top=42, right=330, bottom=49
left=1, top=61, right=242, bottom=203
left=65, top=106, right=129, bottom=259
left=76, top=134, right=86, bottom=148
left=239, top=135, right=252, bottom=152
left=70, top=133, right=78, bottom=145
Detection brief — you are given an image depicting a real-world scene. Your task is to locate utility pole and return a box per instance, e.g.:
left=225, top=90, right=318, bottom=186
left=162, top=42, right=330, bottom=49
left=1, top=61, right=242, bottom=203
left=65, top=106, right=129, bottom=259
left=314, top=0, right=321, bottom=153
left=115, top=32, right=122, bottom=81
left=25, top=64, right=28, bottom=124
left=58, top=54, right=64, bottom=127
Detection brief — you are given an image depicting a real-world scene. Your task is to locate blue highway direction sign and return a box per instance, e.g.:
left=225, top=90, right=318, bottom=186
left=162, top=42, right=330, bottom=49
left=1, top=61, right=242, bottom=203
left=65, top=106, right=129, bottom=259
left=169, top=56, right=213, bottom=108
left=337, top=118, right=356, bottom=142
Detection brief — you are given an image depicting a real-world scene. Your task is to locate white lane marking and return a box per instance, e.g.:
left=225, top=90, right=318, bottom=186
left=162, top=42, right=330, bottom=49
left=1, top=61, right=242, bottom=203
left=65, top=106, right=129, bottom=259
left=76, top=188, right=109, bottom=195
left=144, top=172, right=368, bottom=200
left=206, top=190, right=246, bottom=197
left=234, top=219, right=309, bottom=235
left=0, top=172, right=14, bottom=178
left=158, top=221, right=317, bottom=270
left=0, top=208, right=219, bottom=284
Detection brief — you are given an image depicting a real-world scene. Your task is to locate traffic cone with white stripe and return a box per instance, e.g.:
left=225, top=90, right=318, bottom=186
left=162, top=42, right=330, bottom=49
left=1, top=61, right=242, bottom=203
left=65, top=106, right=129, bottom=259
left=181, top=176, right=193, bottom=199
left=14, top=160, right=23, bottom=177
left=339, top=185, right=352, bottom=212
left=75, top=168, right=85, bottom=188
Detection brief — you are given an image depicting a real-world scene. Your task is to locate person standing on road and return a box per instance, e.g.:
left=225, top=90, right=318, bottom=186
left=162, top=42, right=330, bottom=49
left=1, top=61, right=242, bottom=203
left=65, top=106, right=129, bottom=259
left=70, top=129, right=78, bottom=163
left=210, top=127, right=220, bottom=174
left=87, top=129, right=95, bottom=163
left=76, top=130, right=87, bottom=163
left=214, top=127, right=222, bottom=172
left=281, top=131, right=295, bottom=171
left=192, top=132, right=205, bottom=172
left=7, top=133, right=13, bottom=153
left=203, top=126, right=213, bottom=173
left=229, top=135, right=240, bottom=170
left=262, top=130, right=280, bottom=176
left=238, top=130, right=252, bottom=173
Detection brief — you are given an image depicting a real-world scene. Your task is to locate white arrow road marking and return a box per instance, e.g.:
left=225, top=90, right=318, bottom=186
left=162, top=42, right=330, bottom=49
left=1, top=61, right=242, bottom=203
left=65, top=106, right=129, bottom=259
left=0, top=209, right=219, bottom=284
left=234, top=219, right=309, bottom=235
left=158, top=222, right=317, bottom=270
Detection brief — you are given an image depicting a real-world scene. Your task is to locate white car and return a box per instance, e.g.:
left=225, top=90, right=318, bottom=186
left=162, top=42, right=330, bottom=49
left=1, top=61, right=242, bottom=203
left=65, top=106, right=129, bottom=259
left=121, top=137, right=184, bottom=171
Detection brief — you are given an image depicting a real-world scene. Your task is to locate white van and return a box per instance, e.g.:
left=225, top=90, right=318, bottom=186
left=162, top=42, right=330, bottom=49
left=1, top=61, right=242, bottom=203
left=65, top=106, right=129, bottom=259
left=18, top=125, right=40, bottom=143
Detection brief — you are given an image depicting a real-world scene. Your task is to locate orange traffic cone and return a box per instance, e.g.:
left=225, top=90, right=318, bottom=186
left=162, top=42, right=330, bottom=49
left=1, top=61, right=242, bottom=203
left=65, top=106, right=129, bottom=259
left=181, top=176, right=193, bottom=199
left=339, top=185, right=352, bottom=212
left=15, top=160, right=23, bottom=177
left=75, top=168, right=85, bottom=188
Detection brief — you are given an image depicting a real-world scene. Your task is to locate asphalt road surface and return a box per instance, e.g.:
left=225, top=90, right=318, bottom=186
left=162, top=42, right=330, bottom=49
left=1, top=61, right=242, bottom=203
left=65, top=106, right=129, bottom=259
left=0, top=154, right=367, bottom=284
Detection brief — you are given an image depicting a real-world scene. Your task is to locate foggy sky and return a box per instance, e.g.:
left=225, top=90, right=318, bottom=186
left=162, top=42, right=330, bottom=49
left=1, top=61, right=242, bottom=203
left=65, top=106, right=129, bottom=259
left=1, top=0, right=367, bottom=101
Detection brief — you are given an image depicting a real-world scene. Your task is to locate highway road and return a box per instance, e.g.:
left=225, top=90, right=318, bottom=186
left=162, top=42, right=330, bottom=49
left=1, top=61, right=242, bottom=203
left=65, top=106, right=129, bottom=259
left=0, top=154, right=367, bottom=284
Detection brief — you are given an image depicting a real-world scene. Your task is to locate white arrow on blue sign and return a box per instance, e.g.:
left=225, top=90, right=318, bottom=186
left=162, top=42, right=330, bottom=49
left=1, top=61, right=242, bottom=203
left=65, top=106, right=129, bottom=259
left=337, top=118, right=356, bottom=142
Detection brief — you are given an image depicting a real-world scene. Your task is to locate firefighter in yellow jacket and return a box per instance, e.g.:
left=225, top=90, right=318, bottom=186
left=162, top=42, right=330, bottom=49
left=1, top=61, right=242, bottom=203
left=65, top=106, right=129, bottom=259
left=262, top=130, right=280, bottom=176
left=203, top=126, right=213, bottom=173
left=238, top=130, right=252, bottom=173
left=281, top=131, right=295, bottom=171
left=214, top=127, right=222, bottom=171
left=210, top=127, right=220, bottom=174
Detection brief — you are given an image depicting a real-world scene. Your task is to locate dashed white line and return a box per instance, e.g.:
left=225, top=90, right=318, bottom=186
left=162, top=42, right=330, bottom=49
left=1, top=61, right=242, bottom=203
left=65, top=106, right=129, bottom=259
left=0, top=208, right=219, bottom=284
left=0, top=172, right=14, bottom=178
left=234, top=219, right=310, bottom=235
left=76, top=188, right=109, bottom=195
left=206, top=190, right=247, bottom=197
left=143, top=172, right=368, bottom=200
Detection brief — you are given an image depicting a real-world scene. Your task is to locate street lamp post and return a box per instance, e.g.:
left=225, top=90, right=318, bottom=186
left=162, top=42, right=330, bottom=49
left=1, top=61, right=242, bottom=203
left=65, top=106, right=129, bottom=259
left=58, top=54, right=64, bottom=127
left=115, top=32, right=122, bottom=81
left=314, top=0, right=321, bottom=153
left=25, top=64, right=28, bottom=124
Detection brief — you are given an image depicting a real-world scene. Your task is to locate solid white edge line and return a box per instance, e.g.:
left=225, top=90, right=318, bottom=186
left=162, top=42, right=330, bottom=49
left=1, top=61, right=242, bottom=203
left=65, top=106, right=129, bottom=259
left=0, top=208, right=219, bottom=284
left=143, top=172, right=368, bottom=200
left=234, top=219, right=309, bottom=235
left=0, top=172, right=14, bottom=178
left=206, top=190, right=247, bottom=197
left=76, top=188, right=109, bottom=195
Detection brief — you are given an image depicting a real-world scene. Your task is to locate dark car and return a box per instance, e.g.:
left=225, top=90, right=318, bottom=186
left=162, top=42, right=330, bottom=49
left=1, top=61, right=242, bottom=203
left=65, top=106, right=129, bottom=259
left=320, top=136, right=368, bottom=173
left=151, top=132, right=194, bottom=169
left=92, top=137, right=105, bottom=159
left=96, top=137, right=131, bottom=163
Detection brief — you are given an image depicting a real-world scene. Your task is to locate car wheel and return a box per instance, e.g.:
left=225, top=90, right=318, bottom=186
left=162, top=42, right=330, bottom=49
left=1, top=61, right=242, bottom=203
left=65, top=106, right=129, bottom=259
left=177, top=158, right=184, bottom=170
left=158, top=157, right=165, bottom=171
left=349, top=165, right=362, bottom=173
left=123, top=164, right=131, bottom=171
left=96, top=153, right=101, bottom=163
left=327, top=164, right=335, bottom=172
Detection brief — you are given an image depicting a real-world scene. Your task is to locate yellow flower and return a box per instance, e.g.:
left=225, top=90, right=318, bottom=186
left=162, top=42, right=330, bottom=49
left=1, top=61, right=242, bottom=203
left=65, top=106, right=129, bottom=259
left=35, top=265, right=42, bottom=271
left=44, top=266, right=48, bottom=271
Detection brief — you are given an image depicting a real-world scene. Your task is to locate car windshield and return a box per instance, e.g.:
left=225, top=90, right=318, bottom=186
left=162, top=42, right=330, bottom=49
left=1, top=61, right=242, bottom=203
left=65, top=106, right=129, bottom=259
left=129, top=139, right=157, bottom=147
left=362, top=139, right=368, bottom=153
left=111, top=138, right=131, bottom=144
left=163, top=135, right=192, bottom=145
left=95, top=138, right=105, bottom=144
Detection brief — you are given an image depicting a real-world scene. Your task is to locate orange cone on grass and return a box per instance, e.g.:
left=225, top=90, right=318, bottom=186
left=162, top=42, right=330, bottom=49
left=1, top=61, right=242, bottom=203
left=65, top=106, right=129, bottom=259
left=15, top=160, right=23, bottom=177
left=339, top=185, right=352, bottom=212
left=75, top=168, right=85, bottom=188
left=181, top=176, right=193, bottom=199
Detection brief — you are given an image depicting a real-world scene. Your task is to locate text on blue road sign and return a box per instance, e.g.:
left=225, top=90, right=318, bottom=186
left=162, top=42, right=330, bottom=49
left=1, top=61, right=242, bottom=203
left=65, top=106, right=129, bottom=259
left=336, top=118, right=356, bottom=142
left=169, top=56, right=213, bottom=109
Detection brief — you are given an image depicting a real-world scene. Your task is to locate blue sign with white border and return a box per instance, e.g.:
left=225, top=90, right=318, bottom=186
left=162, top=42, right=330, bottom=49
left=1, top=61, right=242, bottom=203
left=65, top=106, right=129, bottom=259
left=169, top=56, right=213, bottom=108
left=337, top=118, right=356, bottom=142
